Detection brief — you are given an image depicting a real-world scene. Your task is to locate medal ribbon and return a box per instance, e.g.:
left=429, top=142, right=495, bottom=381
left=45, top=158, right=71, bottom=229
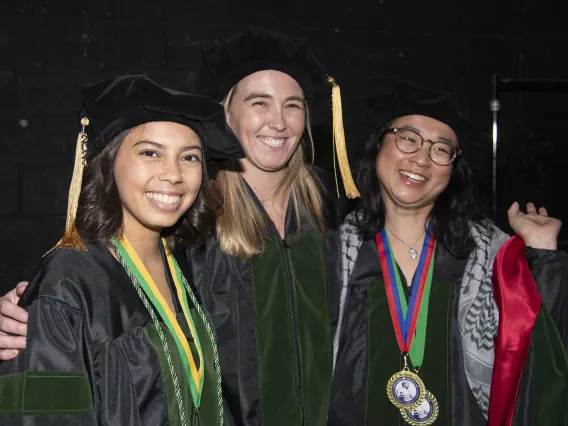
left=376, top=225, right=436, bottom=367
left=113, top=235, right=204, bottom=407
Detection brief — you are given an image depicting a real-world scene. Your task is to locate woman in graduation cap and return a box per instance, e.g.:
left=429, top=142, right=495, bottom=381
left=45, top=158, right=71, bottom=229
left=0, top=74, right=244, bottom=425
left=187, top=26, right=359, bottom=426
left=329, top=80, right=568, bottom=426
left=0, top=27, right=359, bottom=426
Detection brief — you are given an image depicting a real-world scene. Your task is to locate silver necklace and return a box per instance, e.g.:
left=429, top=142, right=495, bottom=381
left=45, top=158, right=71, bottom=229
left=385, top=227, right=426, bottom=259
left=260, top=194, right=274, bottom=206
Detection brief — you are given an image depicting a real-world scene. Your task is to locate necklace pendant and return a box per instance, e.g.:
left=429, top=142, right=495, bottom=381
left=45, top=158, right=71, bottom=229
left=409, top=246, right=418, bottom=259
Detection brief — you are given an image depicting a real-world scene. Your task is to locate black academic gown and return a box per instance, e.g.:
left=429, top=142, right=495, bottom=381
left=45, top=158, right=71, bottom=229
left=329, top=236, right=568, bottom=426
left=189, top=192, right=342, bottom=426
left=0, top=241, right=222, bottom=426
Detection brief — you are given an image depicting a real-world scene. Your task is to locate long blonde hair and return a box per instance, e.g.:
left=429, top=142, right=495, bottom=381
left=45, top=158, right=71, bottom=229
left=214, top=85, right=326, bottom=258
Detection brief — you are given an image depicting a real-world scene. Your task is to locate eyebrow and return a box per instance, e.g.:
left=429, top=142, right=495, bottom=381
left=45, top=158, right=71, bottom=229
left=402, top=126, right=456, bottom=145
left=133, top=140, right=203, bottom=152
left=243, top=92, right=306, bottom=104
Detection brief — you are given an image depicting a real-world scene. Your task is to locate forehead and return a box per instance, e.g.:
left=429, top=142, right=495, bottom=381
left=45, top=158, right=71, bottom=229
left=391, top=115, right=458, bottom=143
left=127, top=121, right=202, bottom=146
left=235, top=70, right=303, bottom=96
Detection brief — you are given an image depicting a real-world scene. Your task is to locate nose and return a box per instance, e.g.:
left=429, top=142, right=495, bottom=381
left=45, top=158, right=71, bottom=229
left=409, top=142, right=431, bottom=166
left=158, top=157, right=183, bottom=184
left=268, top=107, right=286, bottom=132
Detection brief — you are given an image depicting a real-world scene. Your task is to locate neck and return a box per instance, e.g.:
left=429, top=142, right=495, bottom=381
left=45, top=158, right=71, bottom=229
left=239, top=159, right=290, bottom=209
left=384, top=203, right=433, bottom=242
left=121, top=217, right=162, bottom=264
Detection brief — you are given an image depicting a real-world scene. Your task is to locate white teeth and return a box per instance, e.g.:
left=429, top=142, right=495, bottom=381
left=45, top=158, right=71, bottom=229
left=400, top=171, right=426, bottom=182
left=146, top=192, right=181, bottom=205
left=258, top=136, right=286, bottom=148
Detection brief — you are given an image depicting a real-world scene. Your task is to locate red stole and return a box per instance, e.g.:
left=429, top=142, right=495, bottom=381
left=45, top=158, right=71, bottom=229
left=488, top=236, right=542, bottom=426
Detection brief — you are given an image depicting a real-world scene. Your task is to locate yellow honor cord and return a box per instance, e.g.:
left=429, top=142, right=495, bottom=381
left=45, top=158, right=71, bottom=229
left=164, top=241, right=204, bottom=382
left=328, top=76, right=360, bottom=199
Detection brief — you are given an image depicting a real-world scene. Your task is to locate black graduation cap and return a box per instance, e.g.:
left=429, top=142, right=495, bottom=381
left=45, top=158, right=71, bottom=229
left=365, top=79, right=473, bottom=145
left=199, top=26, right=360, bottom=199
left=200, top=26, right=331, bottom=102
left=56, top=74, right=244, bottom=251
left=80, top=74, right=244, bottom=175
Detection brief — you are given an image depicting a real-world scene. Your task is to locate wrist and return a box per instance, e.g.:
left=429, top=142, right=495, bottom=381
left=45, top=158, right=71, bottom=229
left=522, top=236, right=557, bottom=250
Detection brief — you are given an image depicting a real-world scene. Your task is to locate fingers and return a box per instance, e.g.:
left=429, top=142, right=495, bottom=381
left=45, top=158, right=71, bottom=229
left=0, top=298, right=28, bottom=324
left=512, top=201, right=551, bottom=217
left=507, top=201, right=521, bottom=220
left=526, top=202, right=551, bottom=216
left=0, top=315, right=27, bottom=336
left=526, top=202, right=537, bottom=214
left=0, top=349, right=21, bottom=361
left=0, top=335, right=26, bottom=349
left=0, top=333, right=25, bottom=360
left=15, top=281, right=29, bottom=298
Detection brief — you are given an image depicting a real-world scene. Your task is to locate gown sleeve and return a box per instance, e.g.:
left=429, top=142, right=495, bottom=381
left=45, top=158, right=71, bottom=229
left=524, top=247, right=568, bottom=348
left=0, top=285, right=97, bottom=424
left=328, top=278, right=368, bottom=426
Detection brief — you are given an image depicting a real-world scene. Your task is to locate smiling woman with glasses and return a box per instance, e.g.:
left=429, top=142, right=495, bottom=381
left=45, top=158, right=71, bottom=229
left=329, top=80, right=568, bottom=426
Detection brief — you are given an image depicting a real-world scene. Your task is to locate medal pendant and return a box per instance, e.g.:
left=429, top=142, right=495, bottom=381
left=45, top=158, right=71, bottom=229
left=386, top=369, right=426, bottom=410
left=400, top=390, right=439, bottom=425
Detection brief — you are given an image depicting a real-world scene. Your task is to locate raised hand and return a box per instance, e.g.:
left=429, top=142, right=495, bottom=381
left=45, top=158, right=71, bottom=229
left=507, top=202, right=562, bottom=250
left=0, top=281, right=29, bottom=360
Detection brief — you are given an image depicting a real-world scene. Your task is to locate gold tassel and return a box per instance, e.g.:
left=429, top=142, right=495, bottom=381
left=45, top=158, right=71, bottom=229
left=328, top=76, right=360, bottom=199
left=47, top=117, right=90, bottom=253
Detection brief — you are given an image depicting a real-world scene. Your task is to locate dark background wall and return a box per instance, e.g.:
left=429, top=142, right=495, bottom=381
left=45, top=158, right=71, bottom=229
left=1, top=0, right=567, bottom=293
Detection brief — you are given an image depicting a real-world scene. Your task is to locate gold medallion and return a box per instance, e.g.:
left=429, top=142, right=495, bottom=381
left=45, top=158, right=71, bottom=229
left=386, top=369, right=426, bottom=410
left=400, top=390, right=439, bottom=425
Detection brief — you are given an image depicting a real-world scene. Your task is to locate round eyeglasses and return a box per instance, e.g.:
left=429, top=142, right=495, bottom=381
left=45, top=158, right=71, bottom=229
left=385, top=128, right=462, bottom=166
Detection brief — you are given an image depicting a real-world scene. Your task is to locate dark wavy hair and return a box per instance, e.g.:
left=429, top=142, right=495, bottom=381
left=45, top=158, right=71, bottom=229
left=75, top=128, right=218, bottom=252
left=356, top=123, right=490, bottom=258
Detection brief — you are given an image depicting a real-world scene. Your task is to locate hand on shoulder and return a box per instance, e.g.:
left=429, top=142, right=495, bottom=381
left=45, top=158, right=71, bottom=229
left=0, top=281, right=29, bottom=360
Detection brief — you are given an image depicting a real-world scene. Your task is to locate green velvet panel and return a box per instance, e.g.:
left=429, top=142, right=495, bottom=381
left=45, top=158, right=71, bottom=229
left=0, top=371, right=92, bottom=415
left=288, top=232, right=332, bottom=426
left=250, top=233, right=331, bottom=426
left=250, top=235, right=299, bottom=426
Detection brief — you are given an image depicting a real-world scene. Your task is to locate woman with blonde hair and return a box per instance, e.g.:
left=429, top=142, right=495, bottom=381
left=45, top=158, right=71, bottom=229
left=188, top=26, right=358, bottom=426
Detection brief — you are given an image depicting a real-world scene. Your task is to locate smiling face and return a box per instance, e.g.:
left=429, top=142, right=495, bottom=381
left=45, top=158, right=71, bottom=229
left=376, top=115, right=458, bottom=212
left=113, top=121, right=203, bottom=236
left=225, top=70, right=306, bottom=174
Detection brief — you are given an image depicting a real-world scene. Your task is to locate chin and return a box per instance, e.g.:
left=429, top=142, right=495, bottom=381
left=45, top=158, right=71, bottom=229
left=256, top=156, right=294, bottom=172
left=259, top=163, right=288, bottom=172
left=142, top=215, right=185, bottom=231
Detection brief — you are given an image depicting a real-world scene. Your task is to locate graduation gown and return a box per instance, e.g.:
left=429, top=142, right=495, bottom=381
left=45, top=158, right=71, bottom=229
left=0, top=241, right=222, bottom=425
left=329, top=223, right=568, bottom=426
left=189, top=193, right=342, bottom=426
